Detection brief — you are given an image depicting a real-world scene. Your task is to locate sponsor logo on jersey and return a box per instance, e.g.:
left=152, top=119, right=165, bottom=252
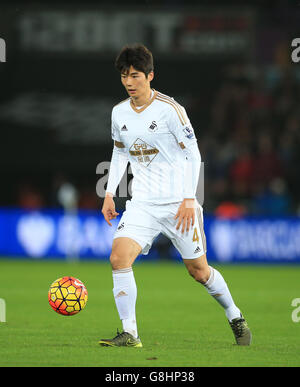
left=121, top=125, right=128, bottom=131
left=129, top=138, right=159, bottom=167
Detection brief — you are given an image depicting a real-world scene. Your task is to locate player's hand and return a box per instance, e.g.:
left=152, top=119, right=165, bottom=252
left=174, top=198, right=196, bottom=234
left=101, top=193, right=119, bottom=226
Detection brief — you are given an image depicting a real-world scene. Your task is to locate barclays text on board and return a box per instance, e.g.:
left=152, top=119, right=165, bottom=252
left=0, top=208, right=299, bottom=263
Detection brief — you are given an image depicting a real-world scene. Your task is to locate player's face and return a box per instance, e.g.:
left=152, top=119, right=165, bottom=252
left=121, top=65, right=154, bottom=103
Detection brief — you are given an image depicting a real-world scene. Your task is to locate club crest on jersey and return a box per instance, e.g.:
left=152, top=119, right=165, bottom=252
left=183, top=126, right=194, bottom=139
left=148, top=121, right=158, bottom=132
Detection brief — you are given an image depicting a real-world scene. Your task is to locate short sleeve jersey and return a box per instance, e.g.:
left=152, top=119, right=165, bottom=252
left=111, top=89, right=198, bottom=204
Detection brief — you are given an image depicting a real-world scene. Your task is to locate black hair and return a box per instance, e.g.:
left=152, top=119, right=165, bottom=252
left=115, top=43, right=154, bottom=77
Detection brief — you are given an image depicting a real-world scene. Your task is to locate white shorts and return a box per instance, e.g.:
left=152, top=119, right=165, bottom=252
left=113, top=199, right=207, bottom=259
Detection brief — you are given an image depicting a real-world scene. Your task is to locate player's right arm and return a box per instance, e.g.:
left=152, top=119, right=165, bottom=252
left=102, top=110, right=128, bottom=226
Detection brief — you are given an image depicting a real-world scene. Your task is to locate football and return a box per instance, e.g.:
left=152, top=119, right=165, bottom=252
left=48, top=276, right=88, bottom=316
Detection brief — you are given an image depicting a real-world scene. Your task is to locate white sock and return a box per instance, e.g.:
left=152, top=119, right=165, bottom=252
left=112, top=267, right=138, bottom=338
left=204, top=266, right=241, bottom=322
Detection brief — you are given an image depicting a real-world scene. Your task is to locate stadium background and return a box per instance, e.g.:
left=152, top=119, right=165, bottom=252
left=0, top=0, right=300, bottom=263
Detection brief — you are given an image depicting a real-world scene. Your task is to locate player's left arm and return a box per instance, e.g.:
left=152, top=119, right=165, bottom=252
left=167, top=104, right=201, bottom=233
left=174, top=143, right=201, bottom=233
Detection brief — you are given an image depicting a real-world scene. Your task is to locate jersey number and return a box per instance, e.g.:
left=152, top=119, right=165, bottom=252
left=193, top=228, right=199, bottom=243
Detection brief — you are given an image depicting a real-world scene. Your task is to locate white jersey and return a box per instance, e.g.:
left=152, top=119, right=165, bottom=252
left=111, top=89, right=198, bottom=204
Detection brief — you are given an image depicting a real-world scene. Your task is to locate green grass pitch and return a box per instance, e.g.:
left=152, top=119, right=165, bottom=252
left=0, top=258, right=300, bottom=367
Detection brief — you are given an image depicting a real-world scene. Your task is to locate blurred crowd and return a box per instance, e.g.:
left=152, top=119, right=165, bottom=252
left=199, top=63, right=300, bottom=217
